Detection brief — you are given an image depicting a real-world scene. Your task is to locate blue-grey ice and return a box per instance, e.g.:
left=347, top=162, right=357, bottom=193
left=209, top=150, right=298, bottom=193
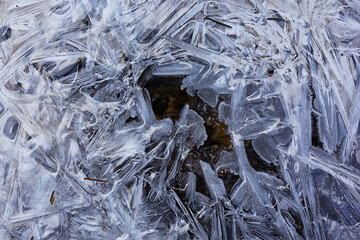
left=0, top=0, right=360, bottom=239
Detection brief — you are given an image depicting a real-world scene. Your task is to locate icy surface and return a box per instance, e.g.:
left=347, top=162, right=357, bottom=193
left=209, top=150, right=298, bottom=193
left=0, top=0, right=360, bottom=239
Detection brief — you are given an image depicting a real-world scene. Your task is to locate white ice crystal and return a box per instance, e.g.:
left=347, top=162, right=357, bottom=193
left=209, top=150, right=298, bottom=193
left=1, top=0, right=360, bottom=239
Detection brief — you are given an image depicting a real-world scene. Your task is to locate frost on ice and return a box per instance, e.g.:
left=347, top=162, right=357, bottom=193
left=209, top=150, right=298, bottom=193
left=0, top=0, right=360, bottom=239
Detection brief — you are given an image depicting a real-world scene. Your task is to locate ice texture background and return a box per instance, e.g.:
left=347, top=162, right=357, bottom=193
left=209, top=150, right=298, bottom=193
left=0, top=0, right=360, bottom=239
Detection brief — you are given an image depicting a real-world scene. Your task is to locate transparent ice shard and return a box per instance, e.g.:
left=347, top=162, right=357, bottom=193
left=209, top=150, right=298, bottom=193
left=1, top=0, right=360, bottom=238
left=3, top=116, right=19, bottom=140
left=176, top=105, right=207, bottom=148
left=0, top=25, right=11, bottom=43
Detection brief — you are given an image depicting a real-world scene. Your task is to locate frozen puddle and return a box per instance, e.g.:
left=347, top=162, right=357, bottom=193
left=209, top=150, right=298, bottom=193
left=0, top=0, right=360, bottom=239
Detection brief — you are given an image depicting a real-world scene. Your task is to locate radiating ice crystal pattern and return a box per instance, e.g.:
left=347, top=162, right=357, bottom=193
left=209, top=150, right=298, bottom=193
left=0, top=0, right=360, bottom=239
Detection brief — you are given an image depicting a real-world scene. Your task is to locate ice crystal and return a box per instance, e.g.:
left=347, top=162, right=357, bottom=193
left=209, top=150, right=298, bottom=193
left=0, top=0, right=360, bottom=239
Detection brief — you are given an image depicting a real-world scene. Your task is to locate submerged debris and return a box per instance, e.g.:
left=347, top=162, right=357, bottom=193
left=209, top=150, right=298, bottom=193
left=267, top=17, right=287, bottom=22
left=84, top=178, right=107, bottom=183
left=50, top=191, right=55, bottom=205
left=204, top=17, right=232, bottom=28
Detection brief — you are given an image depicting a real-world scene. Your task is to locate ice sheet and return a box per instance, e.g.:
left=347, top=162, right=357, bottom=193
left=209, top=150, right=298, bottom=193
left=1, top=0, right=360, bottom=239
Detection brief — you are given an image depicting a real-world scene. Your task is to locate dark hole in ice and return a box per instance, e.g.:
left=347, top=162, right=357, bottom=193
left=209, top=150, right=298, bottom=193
left=144, top=75, right=232, bottom=149
left=197, top=101, right=232, bottom=149
left=0, top=25, right=11, bottom=43
left=182, top=151, right=211, bottom=197
left=144, top=75, right=189, bottom=121
left=81, top=15, right=91, bottom=29
left=125, top=116, right=138, bottom=124
left=26, top=132, right=32, bottom=140
left=309, top=82, right=324, bottom=149
left=217, top=169, right=240, bottom=195
left=267, top=68, right=275, bottom=76
left=3, top=116, right=19, bottom=140
left=144, top=73, right=233, bottom=200
left=195, top=171, right=211, bottom=197
left=0, top=101, right=5, bottom=116
left=244, top=140, right=282, bottom=179
left=311, top=112, right=323, bottom=149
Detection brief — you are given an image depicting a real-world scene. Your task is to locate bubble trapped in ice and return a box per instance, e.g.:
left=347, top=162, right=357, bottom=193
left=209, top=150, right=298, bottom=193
left=0, top=0, right=360, bottom=239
